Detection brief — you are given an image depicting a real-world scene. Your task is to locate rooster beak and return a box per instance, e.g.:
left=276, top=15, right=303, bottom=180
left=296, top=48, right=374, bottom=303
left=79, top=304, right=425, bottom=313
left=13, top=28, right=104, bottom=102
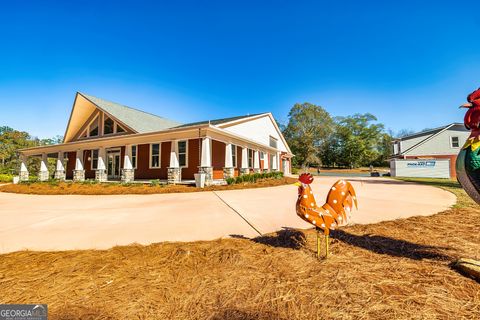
left=460, top=102, right=473, bottom=108
left=292, top=181, right=302, bottom=187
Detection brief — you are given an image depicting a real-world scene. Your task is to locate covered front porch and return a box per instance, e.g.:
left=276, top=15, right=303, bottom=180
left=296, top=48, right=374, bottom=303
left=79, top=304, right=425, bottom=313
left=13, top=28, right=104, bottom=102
left=17, top=126, right=287, bottom=185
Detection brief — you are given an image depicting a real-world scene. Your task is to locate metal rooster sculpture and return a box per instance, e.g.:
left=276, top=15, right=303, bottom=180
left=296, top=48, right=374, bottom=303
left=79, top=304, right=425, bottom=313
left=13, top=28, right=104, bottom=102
left=455, top=88, right=480, bottom=280
left=457, top=88, right=480, bottom=205
left=295, top=173, right=358, bottom=258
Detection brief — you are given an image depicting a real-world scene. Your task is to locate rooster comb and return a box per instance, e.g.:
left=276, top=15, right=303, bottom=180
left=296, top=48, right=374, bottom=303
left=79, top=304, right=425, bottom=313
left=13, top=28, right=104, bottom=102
left=298, top=173, right=314, bottom=185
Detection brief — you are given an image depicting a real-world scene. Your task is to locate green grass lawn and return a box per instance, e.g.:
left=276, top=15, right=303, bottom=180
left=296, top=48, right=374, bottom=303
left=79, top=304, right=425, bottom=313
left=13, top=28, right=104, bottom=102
left=395, top=177, right=473, bottom=208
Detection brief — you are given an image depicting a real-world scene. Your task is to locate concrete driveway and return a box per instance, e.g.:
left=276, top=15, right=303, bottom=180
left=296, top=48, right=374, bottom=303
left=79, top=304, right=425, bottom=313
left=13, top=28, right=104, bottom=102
left=0, top=177, right=456, bottom=253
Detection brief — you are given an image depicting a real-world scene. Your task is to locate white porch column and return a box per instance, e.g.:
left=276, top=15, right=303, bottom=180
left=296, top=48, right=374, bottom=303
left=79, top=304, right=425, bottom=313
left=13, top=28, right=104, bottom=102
left=200, top=137, right=212, bottom=167
left=169, top=141, right=179, bottom=168
left=19, top=153, right=29, bottom=181
left=73, top=149, right=85, bottom=182
left=223, top=143, right=234, bottom=179
left=124, top=145, right=133, bottom=170
left=253, top=150, right=260, bottom=173
left=54, top=152, right=66, bottom=180
left=272, top=153, right=278, bottom=171
left=199, top=137, right=213, bottom=185
left=39, top=153, right=49, bottom=181
left=96, top=147, right=107, bottom=182
left=240, top=147, right=249, bottom=175
left=225, top=143, right=233, bottom=168
left=264, top=152, right=270, bottom=171
left=168, top=141, right=181, bottom=184
left=98, top=148, right=106, bottom=170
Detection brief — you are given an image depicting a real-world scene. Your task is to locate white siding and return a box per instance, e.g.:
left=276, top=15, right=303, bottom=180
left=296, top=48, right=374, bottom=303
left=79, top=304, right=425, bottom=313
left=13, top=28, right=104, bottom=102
left=404, top=125, right=469, bottom=156
left=390, top=159, right=450, bottom=178
left=400, top=134, right=433, bottom=153
left=222, top=115, right=289, bottom=152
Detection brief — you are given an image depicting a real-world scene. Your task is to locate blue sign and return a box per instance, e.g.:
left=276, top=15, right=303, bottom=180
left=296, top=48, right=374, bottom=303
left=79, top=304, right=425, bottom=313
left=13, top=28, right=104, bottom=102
left=406, top=161, right=436, bottom=168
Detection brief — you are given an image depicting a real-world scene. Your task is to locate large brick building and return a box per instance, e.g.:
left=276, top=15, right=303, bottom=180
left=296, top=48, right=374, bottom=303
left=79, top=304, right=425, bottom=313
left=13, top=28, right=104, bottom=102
left=19, top=92, right=293, bottom=185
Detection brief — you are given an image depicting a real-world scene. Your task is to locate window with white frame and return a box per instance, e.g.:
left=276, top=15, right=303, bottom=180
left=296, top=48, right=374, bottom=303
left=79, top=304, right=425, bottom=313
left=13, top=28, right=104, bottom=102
left=150, top=143, right=161, bottom=168
left=91, top=149, right=99, bottom=170
left=132, top=145, right=137, bottom=169
left=451, top=136, right=460, bottom=148
left=260, top=151, right=265, bottom=160
left=248, top=149, right=253, bottom=168
left=231, top=145, right=237, bottom=167
left=269, top=136, right=278, bottom=149
left=178, top=140, right=188, bottom=167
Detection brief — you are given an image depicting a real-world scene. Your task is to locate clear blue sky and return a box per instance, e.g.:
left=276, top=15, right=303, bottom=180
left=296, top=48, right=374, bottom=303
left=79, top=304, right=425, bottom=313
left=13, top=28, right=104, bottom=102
left=1, top=1, right=479, bottom=138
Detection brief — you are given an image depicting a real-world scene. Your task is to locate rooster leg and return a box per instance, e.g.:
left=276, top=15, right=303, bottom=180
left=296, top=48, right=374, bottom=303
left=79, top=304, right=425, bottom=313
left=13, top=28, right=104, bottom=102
left=316, top=227, right=321, bottom=259
left=325, top=235, right=329, bottom=258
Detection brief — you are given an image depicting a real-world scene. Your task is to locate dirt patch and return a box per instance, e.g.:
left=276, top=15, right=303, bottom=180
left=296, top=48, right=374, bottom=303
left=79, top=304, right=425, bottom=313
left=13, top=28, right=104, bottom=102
left=0, top=179, right=478, bottom=319
left=0, top=177, right=296, bottom=195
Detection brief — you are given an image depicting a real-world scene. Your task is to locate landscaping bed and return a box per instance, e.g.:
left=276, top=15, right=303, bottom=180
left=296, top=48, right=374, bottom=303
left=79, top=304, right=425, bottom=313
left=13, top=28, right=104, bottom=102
left=0, top=178, right=478, bottom=319
left=0, top=174, right=294, bottom=195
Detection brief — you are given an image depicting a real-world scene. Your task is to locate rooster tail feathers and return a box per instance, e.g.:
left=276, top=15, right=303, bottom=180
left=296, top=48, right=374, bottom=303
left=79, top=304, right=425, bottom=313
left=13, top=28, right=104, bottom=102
left=347, top=181, right=358, bottom=209
left=324, top=180, right=358, bottom=225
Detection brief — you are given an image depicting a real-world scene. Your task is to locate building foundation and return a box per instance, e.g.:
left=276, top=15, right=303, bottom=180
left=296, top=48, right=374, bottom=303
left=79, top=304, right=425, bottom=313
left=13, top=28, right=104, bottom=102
left=198, top=166, right=213, bottom=186
left=95, top=169, right=108, bottom=182
left=54, top=170, right=66, bottom=181
left=121, top=168, right=135, bottom=183
left=73, top=170, right=85, bottom=182
left=167, top=167, right=181, bottom=184
left=223, top=167, right=235, bottom=179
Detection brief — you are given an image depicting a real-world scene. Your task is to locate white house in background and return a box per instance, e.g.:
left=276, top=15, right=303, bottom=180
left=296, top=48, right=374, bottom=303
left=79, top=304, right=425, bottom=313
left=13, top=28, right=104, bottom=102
left=18, top=92, right=293, bottom=185
left=390, top=123, right=470, bottom=178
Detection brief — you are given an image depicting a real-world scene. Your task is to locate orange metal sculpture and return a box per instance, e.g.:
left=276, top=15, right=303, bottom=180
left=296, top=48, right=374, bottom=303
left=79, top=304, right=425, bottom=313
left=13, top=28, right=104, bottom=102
left=294, top=173, right=358, bottom=258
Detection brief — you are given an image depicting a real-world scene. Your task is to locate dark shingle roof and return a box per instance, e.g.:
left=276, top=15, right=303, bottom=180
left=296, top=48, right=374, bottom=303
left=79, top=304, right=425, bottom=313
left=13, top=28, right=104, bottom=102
left=79, top=93, right=182, bottom=133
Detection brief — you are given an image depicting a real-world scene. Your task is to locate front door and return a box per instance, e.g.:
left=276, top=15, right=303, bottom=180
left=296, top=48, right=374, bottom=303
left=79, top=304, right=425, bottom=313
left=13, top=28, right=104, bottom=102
left=107, top=150, right=121, bottom=179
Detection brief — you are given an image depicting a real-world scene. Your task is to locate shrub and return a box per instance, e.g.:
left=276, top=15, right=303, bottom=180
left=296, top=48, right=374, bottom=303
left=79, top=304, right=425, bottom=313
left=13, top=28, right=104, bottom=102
left=225, top=177, right=235, bottom=185
left=0, top=174, right=13, bottom=183
left=150, top=179, right=161, bottom=186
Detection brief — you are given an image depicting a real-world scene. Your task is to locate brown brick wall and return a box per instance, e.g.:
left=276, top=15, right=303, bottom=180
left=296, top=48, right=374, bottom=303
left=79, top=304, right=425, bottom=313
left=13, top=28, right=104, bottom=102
left=182, top=139, right=200, bottom=180
left=211, top=140, right=225, bottom=179
left=66, top=151, right=76, bottom=179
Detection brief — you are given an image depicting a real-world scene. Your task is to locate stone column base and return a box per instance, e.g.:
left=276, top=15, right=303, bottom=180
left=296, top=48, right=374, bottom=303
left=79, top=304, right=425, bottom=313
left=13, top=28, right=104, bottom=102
left=73, top=170, right=85, bottom=182
left=54, top=170, right=66, bottom=181
left=38, top=171, right=49, bottom=181
left=240, top=168, right=250, bottom=175
left=167, top=167, right=181, bottom=184
left=198, top=166, right=213, bottom=186
left=223, top=167, right=235, bottom=179
left=253, top=168, right=261, bottom=173
left=96, top=169, right=108, bottom=182
left=121, top=169, right=135, bottom=183
left=263, top=169, right=270, bottom=173
left=19, top=171, right=29, bottom=182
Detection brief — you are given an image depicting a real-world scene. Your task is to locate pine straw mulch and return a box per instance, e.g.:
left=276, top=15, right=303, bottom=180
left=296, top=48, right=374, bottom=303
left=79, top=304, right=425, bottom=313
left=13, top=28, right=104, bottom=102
left=0, top=179, right=479, bottom=319
left=0, top=177, right=295, bottom=195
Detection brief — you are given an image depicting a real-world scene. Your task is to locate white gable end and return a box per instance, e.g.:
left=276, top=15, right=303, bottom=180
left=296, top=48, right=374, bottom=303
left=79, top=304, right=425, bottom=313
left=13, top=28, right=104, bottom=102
left=221, top=115, right=289, bottom=152
left=404, top=126, right=470, bottom=156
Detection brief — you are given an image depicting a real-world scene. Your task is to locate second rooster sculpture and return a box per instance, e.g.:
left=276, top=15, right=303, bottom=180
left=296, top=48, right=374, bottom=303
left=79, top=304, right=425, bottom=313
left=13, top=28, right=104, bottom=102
left=295, top=173, right=358, bottom=258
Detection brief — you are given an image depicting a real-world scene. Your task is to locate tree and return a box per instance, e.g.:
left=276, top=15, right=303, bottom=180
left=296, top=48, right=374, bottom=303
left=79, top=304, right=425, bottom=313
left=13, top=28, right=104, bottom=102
left=331, top=113, right=386, bottom=168
left=283, top=103, right=334, bottom=168
left=0, top=126, right=63, bottom=174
